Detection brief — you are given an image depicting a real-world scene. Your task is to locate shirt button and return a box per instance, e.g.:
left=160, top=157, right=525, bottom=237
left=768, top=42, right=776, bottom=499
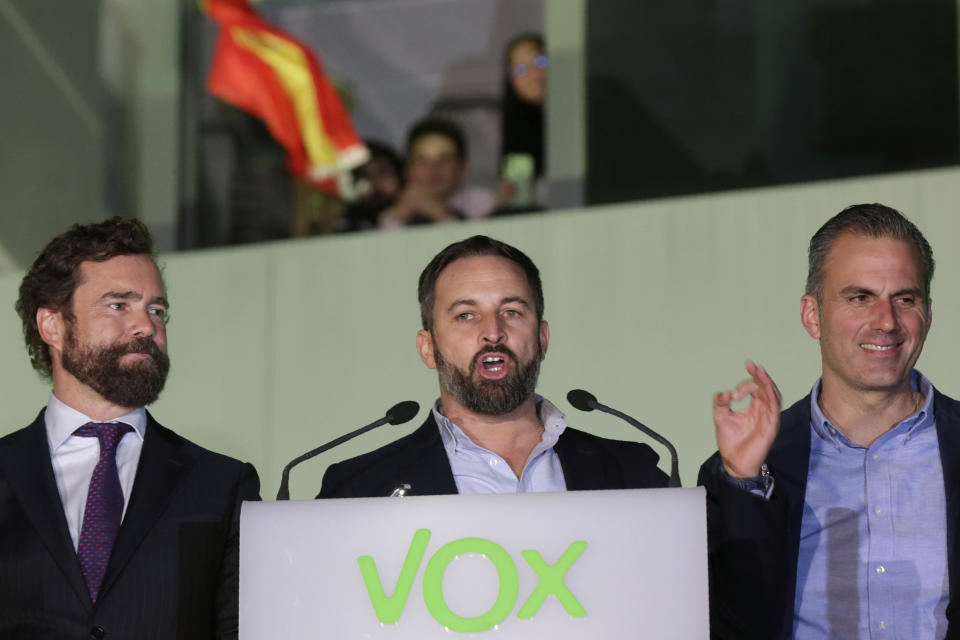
left=874, top=507, right=883, bottom=516
left=876, top=565, right=886, bottom=574
left=878, top=621, right=887, bottom=630
left=488, top=458, right=498, bottom=466
left=872, top=453, right=880, bottom=460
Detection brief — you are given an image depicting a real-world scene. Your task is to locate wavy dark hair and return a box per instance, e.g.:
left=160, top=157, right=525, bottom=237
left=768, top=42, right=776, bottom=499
left=16, top=217, right=160, bottom=378
left=418, top=235, right=543, bottom=331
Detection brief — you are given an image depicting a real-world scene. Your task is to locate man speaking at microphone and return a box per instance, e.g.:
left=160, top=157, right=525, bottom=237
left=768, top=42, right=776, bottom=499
left=318, top=235, right=668, bottom=497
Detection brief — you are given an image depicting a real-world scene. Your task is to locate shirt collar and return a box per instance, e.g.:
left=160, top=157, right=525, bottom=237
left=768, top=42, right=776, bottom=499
left=809, top=370, right=934, bottom=448
left=433, top=394, right=568, bottom=456
left=45, top=391, right=147, bottom=451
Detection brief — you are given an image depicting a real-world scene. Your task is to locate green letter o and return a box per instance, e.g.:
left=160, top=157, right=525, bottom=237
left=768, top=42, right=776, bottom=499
left=422, top=538, right=518, bottom=633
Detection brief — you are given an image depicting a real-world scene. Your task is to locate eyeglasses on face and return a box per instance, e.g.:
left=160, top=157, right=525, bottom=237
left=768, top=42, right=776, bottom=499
left=511, top=55, right=548, bottom=78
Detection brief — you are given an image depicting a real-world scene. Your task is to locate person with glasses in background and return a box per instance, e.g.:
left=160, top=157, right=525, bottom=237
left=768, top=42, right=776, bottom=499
left=496, top=32, right=547, bottom=214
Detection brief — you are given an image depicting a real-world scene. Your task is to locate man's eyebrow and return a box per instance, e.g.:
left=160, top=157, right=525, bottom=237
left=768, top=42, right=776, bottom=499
left=98, top=291, right=169, bottom=307
left=445, top=296, right=531, bottom=313
left=891, top=287, right=923, bottom=298
left=838, top=285, right=923, bottom=298
left=446, top=298, right=477, bottom=313
left=99, top=290, right=141, bottom=302
left=500, top=296, right=530, bottom=308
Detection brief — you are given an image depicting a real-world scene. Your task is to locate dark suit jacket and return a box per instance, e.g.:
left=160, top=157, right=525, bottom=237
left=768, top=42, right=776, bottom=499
left=699, top=388, right=960, bottom=640
left=318, top=412, right=669, bottom=498
left=0, top=409, right=260, bottom=640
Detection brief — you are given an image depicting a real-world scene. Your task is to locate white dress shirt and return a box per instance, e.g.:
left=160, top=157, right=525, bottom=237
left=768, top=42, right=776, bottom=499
left=43, top=393, right=146, bottom=550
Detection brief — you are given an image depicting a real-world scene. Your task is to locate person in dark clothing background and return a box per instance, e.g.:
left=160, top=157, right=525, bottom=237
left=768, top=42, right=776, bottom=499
left=340, top=139, right=405, bottom=232
left=497, top=33, right=546, bottom=212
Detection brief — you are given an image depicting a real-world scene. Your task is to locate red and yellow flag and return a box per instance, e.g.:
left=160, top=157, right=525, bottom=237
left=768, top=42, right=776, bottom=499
left=204, top=0, right=367, bottom=193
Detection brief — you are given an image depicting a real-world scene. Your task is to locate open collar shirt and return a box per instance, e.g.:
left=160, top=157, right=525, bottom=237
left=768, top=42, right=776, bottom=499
left=795, top=371, right=948, bottom=639
left=432, top=395, right=567, bottom=494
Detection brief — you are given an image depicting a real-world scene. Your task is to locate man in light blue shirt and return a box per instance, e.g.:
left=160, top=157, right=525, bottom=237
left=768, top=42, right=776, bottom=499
left=700, top=204, right=960, bottom=639
left=319, top=235, right=668, bottom=497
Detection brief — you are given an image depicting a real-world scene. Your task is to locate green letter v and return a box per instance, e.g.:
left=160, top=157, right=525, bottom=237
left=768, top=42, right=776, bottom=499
left=357, top=528, right=431, bottom=624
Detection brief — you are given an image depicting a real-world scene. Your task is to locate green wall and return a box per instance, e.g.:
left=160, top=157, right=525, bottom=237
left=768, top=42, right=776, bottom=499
left=3, top=167, right=960, bottom=498
left=0, top=0, right=180, bottom=267
left=0, top=1, right=104, bottom=266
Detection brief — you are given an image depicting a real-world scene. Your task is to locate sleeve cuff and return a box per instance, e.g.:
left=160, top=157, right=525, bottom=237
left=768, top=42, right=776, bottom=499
left=720, top=463, right=775, bottom=500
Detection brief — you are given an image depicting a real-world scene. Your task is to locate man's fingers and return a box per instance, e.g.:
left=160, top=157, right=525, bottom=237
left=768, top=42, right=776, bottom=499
left=731, top=380, right=759, bottom=402
left=715, top=378, right=766, bottom=410
left=713, top=390, right=733, bottom=410
left=753, top=363, right=783, bottom=409
left=754, top=363, right=773, bottom=388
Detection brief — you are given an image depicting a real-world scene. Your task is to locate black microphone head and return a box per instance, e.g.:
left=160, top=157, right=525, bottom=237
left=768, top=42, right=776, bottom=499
left=386, top=400, right=420, bottom=425
left=567, top=389, right=598, bottom=412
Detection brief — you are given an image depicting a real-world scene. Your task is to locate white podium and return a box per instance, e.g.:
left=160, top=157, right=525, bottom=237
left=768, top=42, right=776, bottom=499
left=240, top=487, right=708, bottom=639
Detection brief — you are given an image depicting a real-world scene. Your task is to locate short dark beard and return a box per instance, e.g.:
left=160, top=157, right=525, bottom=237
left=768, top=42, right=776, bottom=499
left=61, top=325, right=170, bottom=408
left=434, top=340, right=541, bottom=415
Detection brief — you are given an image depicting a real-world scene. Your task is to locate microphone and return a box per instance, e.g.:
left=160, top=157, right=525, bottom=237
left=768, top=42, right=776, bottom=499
left=567, top=389, right=681, bottom=488
left=276, top=400, right=419, bottom=500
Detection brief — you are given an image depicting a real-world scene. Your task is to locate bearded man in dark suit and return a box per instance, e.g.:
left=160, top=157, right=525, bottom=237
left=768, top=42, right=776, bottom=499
left=319, top=235, right=667, bottom=498
left=0, top=218, right=260, bottom=639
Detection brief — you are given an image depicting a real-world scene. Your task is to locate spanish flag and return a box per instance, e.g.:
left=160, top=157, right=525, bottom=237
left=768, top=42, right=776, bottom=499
left=204, top=0, right=367, bottom=193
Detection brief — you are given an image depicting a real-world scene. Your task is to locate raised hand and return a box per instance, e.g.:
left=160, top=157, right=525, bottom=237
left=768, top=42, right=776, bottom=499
left=713, top=360, right=782, bottom=479
left=379, top=184, right=455, bottom=227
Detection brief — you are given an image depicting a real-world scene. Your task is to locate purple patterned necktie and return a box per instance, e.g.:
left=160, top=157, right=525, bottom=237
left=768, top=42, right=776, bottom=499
left=74, top=421, right=132, bottom=602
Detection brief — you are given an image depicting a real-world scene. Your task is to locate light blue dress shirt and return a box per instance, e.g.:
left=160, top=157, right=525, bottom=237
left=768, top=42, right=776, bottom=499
left=795, top=371, right=948, bottom=639
left=432, top=395, right=568, bottom=494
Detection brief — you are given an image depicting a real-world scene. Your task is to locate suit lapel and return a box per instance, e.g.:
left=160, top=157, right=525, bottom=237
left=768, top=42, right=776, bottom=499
left=554, top=429, right=612, bottom=491
left=98, top=414, right=192, bottom=600
left=394, top=416, right=458, bottom=496
left=768, top=395, right=815, bottom=638
left=934, top=391, right=960, bottom=598
left=0, top=411, right=91, bottom=608
left=769, top=398, right=813, bottom=504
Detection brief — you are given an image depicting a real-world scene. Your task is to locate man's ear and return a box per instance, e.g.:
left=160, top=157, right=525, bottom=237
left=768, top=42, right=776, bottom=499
left=37, top=308, right=65, bottom=352
left=539, top=320, right=550, bottom=360
left=417, top=329, right=437, bottom=369
left=800, top=294, right=821, bottom=339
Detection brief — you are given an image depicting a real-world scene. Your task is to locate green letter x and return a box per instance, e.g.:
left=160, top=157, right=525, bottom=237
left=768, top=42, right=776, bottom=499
left=517, top=541, right=588, bottom=619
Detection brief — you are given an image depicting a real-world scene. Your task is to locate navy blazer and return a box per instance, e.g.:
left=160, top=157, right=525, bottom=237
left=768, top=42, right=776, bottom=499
left=699, top=388, right=960, bottom=640
left=0, top=410, right=260, bottom=640
left=318, top=411, right=669, bottom=498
